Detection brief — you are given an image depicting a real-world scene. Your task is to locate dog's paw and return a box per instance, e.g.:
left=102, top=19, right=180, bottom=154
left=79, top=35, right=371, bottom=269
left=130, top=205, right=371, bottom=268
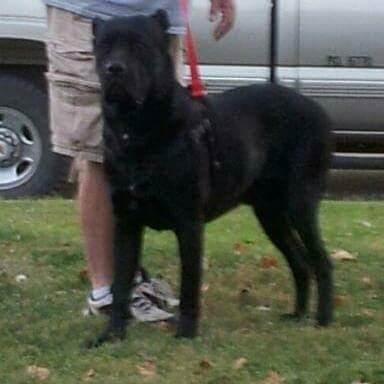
left=316, top=304, right=333, bottom=327
left=86, top=324, right=127, bottom=348
left=175, top=315, right=198, bottom=339
left=316, top=314, right=332, bottom=327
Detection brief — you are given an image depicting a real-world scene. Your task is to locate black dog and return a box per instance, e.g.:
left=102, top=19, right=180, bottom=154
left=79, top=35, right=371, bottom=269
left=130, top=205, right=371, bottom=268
left=92, top=10, right=333, bottom=345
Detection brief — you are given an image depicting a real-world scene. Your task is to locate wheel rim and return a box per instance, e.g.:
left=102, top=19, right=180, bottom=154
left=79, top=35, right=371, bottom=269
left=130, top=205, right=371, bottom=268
left=0, top=107, right=42, bottom=191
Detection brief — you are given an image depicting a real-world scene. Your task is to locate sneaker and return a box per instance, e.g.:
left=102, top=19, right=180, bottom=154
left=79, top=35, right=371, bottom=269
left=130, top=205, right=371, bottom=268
left=135, top=268, right=179, bottom=310
left=139, top=279, right=179, bottom=309
left=82, top=268, right=178, bottom=319
left=83, top=286, right=174, bottom=322
left=130, top=290, right=174, bottom=322
left=83, top=292, right=113, bottom=317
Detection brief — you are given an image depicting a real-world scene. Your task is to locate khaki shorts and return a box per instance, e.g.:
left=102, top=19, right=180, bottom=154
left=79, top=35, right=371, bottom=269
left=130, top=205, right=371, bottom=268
left=46, top=6, right=185, bottom=163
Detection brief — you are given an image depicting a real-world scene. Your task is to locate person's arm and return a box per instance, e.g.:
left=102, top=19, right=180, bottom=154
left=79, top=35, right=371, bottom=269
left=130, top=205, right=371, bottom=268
left=209, top=0, right=236, bottom=40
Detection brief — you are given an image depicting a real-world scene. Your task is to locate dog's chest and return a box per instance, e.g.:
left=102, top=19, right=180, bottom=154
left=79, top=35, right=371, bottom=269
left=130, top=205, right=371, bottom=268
left=107, top=157, right=190, bottom=230
left=109, top=160, right=160, bottom=199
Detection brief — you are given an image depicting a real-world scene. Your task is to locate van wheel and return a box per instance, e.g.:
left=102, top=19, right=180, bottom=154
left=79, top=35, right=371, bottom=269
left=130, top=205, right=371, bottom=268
left=0, top=74, right=69, bottom=198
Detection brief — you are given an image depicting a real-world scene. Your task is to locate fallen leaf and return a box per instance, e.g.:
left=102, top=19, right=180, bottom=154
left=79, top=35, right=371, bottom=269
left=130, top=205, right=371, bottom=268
left=199, top=359, right=213, bottom=369
left=15, top=274, right=27, bottom=283
left=238, top=288, right=253, bottom=307
left=79, top=269, right=89, bottom=283
left=137, top=351, right=155, bottom=361
left=58, top=241, right=72, bottom=247
left=82, top=368, right=96, bottom=381
left=276, top=291, right=290, bottom=303
left=136, top=362, right=157, bottom=380
left=257, top=305, right=271, bottom=311
left=233, top=243, right=249, bottom=255
left=235, top=264, right=255, bottom=288
left=361, top=309, right=375, bottom=318
left=233, top=357, right=248, bottom=370
left=26, top=366, right=50, bottom=381
left=362, top=276, right=374, bottom=288
left=0, top=268, right=7, bottom=278
left=238, top=327, right=251, bottom=335
left=334, top=295, right=347, bottom=307
left=331, top=249, right=357, bottom=262
left=203, top=257, right=211, bottom=271
left=260, top=371, right=284, bottom=384
left=259, top=257, right=278, bottom=269
left=153, top=321, right=172, bottom=331
left=201, top=283, right=210, bottom=293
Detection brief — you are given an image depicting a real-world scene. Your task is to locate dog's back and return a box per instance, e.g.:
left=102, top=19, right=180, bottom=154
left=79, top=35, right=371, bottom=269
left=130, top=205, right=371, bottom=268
left=202, top=83, right=332, bottom=220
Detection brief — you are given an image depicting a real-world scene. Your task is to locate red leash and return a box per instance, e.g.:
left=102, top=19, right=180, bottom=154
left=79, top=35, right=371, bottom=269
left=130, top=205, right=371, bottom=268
left=180, top=0, right=207, bottom=98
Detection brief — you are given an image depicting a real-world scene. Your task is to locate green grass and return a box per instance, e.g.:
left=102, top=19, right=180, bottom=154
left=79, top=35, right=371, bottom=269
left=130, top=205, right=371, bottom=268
left=0, top=199, right=383, bottom=383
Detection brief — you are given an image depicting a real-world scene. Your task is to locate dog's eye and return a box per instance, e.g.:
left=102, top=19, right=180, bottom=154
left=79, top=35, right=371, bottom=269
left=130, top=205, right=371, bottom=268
left=97, top=40, right=112, bottom=52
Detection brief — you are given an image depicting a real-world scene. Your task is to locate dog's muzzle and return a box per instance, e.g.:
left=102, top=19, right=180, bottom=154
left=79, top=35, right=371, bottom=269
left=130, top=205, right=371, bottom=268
left=102, top=78, right=143, bottom=107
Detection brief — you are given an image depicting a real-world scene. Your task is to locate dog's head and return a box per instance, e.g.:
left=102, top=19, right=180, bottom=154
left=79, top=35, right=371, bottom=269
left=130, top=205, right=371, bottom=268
left=93, top=10, right=173, bottom=107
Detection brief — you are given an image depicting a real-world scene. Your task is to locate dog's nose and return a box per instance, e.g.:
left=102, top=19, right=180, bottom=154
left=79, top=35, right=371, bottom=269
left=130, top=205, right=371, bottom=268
left=105, top=62, right=126, bottom=75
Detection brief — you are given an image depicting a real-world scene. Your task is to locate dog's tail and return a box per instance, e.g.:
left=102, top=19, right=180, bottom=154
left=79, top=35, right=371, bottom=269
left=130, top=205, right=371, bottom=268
left=288, top=103, right=333, bottom=202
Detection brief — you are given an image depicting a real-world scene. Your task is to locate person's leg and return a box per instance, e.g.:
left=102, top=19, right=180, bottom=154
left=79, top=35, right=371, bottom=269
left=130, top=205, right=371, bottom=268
left=46, top=7, right=178, bottom=318
left=46, top=6, right=114, bottom=312
left=78, top=160, right=114, bottom=289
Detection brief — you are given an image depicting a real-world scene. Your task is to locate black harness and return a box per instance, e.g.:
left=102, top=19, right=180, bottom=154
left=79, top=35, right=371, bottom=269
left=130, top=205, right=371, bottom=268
left=194, top=96, right=221, bottom=182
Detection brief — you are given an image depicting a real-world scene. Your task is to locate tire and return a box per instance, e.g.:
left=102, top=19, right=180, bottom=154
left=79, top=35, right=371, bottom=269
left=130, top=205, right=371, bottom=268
left=0, top=74, right=70, bottom=198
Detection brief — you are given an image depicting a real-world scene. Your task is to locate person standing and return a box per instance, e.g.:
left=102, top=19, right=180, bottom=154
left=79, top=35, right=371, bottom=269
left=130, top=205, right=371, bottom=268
left=44, top=0, right=236, bottom=320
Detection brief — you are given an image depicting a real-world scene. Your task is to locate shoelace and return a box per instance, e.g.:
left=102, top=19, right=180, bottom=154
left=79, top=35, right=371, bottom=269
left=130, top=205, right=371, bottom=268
left=131, top=295, right=153, bottom=313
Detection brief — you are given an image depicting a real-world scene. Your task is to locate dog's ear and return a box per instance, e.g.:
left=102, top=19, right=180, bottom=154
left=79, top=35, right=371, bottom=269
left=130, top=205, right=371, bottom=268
left=92, top=17, right=104, bottom=37
left=152, top=9, right=170, bottom=32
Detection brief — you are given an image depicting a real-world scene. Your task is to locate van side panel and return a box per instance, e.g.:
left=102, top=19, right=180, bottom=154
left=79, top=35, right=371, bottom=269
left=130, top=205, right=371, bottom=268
left=298, top=0, right=384, bottom=132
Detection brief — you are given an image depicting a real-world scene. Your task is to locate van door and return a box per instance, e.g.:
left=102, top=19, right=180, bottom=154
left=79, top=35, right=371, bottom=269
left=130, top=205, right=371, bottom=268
left=298, top=0, right=384, bottom=133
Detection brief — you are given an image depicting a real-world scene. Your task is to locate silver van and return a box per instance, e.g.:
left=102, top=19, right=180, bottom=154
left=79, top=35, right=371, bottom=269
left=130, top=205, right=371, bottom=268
left=1, top=0, right=383, bottom=197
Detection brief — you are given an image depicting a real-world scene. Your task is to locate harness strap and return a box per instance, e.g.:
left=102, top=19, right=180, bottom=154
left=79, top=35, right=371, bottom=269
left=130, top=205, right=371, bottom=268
left=200, top=97, right=221, bottom=170
left=179, top=0, right=219, bottom=180
left=190, top=96, right=221, bottom=187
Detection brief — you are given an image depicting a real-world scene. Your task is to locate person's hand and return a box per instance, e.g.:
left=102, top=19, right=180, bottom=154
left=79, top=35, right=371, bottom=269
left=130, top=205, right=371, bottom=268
left=209, top=0, right=236, bottom=40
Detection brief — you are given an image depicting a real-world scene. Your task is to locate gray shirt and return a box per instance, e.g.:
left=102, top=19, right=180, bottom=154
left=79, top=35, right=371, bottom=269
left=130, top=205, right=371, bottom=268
left=44, top=0, right=185, bottom=34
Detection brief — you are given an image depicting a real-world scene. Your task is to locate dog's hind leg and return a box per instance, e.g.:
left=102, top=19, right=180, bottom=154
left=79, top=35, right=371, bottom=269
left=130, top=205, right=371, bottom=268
left=288, top=195, right=333, bottom=326
left=93, top=218, right=144, bottom=347
left=286, top=127, right=333, bottom=326
left=252, top=196, right=311, bottom=320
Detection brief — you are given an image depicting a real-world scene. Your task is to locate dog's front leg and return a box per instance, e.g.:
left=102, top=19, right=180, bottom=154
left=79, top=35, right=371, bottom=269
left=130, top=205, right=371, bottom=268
left=94, top=217, right=143, bottom=346
left=175, top=220, right=203, bottom=338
